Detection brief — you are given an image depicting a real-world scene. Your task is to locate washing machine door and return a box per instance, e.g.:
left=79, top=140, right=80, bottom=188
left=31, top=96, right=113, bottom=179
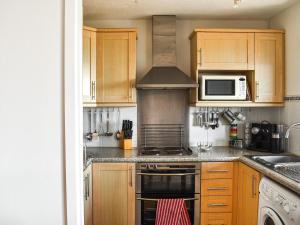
left=260, top=207, right=284, bottom=225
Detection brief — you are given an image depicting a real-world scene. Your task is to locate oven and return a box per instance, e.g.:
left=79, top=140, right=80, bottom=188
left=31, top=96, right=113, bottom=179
left=136, top=163, right=200, bottom=225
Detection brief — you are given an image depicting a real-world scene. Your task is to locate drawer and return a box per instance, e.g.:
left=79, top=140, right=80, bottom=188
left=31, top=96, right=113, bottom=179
left=201, top=213, right=232, bottom=225
left=201, top=196, right=232, bottom=213
left=202, top=162, right=233, bottom=179
left=201, top=179, right=233, bottom=196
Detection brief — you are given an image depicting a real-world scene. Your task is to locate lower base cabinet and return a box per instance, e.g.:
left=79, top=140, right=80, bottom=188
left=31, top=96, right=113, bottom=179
left=201, top=213, right=233, bottom=225
left=84, top=163, right=135, bottom=225
left=236, top=163, right=261, bottom=225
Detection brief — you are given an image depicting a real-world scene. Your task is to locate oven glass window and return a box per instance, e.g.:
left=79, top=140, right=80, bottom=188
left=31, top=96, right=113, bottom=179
left=141, top=169, right=195, bottom=194
left=264, top=216, right=275, bottom=225
left=205, top=80, right=235, bottom=96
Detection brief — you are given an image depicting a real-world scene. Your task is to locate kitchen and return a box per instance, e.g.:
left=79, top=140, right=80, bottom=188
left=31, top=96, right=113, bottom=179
left=82, top=1, right=300, bottom=225
left=4, top=0, right=300, bottom=225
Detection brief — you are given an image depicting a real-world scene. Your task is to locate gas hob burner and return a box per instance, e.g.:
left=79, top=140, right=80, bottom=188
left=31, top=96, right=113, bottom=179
left=139, top=147, right=193, bottom=156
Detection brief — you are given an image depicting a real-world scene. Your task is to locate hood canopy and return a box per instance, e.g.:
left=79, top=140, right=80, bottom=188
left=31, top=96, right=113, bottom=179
left=136, top=15, right=198, bottom=89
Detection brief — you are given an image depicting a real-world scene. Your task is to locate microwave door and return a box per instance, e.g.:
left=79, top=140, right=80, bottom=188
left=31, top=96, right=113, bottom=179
left=202, top=79, right=237, bottom=100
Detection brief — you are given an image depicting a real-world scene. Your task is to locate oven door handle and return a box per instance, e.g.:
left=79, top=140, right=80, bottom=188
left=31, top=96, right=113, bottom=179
left=137, top=197, right=199, bottom=202
left=136, top=172, right=199, bottom=176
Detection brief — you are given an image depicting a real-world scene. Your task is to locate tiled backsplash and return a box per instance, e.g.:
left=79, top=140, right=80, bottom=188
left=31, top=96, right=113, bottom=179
left=279, top=100, right=300, bottom=155
left=84, top=106, right=286, bottom=149
left=189, top=107, right=282, bottom=147
left=83, top=107, right=137, bottom=147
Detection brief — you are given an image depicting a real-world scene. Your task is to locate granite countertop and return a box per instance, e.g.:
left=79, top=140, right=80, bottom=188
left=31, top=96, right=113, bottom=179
left=85, top=146, right=300, bottom=194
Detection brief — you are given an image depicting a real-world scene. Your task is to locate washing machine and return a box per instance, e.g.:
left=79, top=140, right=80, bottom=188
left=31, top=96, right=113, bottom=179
left=258, top=177, right=300, bottom=225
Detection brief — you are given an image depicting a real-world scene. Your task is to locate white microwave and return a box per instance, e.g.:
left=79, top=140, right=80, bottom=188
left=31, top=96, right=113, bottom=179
left=201, top=75, right=247, bottom=100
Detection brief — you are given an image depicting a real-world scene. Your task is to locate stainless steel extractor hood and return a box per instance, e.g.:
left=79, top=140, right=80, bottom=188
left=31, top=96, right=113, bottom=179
left=137, top=16, right=198, bottom=89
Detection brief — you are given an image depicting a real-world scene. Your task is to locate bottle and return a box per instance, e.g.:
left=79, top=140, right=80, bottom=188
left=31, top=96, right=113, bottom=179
left=230, top=124, right=238, bottom=140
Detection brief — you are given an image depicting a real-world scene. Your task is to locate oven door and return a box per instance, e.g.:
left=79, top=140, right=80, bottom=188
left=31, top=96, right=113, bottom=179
left=201, top=76, right=239, bottom=100
left=136, top=163, right=200, bottom=225
left=136, top=193, right=200, bottom=225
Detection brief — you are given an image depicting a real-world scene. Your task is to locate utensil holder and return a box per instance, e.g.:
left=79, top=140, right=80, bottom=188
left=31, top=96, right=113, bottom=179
left=120, top=132, right=132, bottom=150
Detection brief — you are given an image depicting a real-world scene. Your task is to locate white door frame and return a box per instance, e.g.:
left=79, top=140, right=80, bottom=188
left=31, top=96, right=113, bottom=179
left=64, top=0, right=84, bottom=225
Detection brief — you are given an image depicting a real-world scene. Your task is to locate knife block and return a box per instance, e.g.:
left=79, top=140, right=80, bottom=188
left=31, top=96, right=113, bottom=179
left=120, top=132, right=132, bottom=150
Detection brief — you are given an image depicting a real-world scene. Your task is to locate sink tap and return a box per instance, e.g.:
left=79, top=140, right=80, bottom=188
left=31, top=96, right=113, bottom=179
left=285, top=122, right=300, bottom=139
left=284, top=122, right=300, bottom=151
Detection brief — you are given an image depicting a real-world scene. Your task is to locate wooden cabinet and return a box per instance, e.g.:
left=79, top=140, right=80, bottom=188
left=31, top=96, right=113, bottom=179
left=254, top=33, right=284, bottom=103
left=190, top=29, right=285, bottom=107
left=92, top=163, right=135, bottom=225
left=236, top=163, right=261, bottom=225
left=82, top=27, right=137, bottom=106
left=84, top=165, right=93, bottom=225
left=96, top=29, right=137, bottom=105
left=201, top=213, right=233, bottom=225
left=196, top=32, right=254, bottom=70
left=201, top=162, right=234, bottom=225
left=83, top=27, right=96, bottom=103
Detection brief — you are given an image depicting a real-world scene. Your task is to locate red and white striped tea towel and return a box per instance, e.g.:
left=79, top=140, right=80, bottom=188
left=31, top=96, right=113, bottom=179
left=155, top=198, right=191, bottom=225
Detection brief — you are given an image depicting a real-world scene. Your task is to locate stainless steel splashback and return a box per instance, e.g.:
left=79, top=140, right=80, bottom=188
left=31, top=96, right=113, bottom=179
left=137, top=89, right=189, bottom=148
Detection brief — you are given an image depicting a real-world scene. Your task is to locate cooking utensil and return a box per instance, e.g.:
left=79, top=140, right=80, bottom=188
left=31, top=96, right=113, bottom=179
left=105, top=110, right=113, bottom=136
left=115, top=108, right=121, bottom=140
left=86, top=109, right=93, bottom=141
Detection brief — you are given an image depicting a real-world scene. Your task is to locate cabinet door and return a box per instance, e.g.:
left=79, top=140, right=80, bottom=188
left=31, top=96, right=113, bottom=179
left=201, top=213, right=232, bottom=225
left=84, top=165, right=93, bottom=225
left=83, top=29, right=96, bottom=103
left=237, top=163, right=260, bottom=225
left=93, top=163, right=135, bottom=225
left=254, top=33, right=284, bottom=103
left=197, top=32, right=254, bottom=70
left=96, top=32, right=136, bottom=103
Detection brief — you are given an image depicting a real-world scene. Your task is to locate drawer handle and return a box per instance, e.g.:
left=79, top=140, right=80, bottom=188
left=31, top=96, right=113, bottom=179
left=207, top=187, right=228, bottom=191
left=208, top=203, right=228, bottom=207
left=207, top=170, right=229, bottom=173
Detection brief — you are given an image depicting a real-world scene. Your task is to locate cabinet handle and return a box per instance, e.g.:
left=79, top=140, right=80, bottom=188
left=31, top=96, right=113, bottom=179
left=207, top=187, right=228, bottom=191
left=198, top=48, right=203, bottom=66
left=129, top=166, right=133, bottom=187
left=252, top=175, right=257, bottom=198
left=208, top=203, right=228, bottom=207
left=92, top=81, right=96, bottom=100
left=84, top=176, right=88, bottom=200
left=207, top=170, right=229, bottom=173
left=87, top=174, right=90, bottom=198
left=256, top=81, right=259, bottom=100
left=129, top=82, right=134, bottom=100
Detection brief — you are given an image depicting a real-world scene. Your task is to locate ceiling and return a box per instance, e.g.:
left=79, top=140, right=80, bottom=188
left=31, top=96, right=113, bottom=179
left=83, top=0, right=300, bottom=20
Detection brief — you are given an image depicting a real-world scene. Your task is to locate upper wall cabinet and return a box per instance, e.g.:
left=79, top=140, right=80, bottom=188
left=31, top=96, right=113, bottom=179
left=190, top=29, right=285, bottom=107
left=254, top=33, right=284, bottom=103
left=194, top=31, right=254, bottom=71
left=82, top=27, right=137, bottom=107
left=83, top=28, right=96, bottom=103
left=96, top=31, right=136, bottom=104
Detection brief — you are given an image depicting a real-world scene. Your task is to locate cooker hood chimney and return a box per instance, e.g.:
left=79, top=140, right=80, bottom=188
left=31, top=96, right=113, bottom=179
left=136, top=16, right=198, bottom=89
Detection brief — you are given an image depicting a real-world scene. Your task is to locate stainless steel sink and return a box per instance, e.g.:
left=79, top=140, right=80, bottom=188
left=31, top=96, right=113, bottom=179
left=246, top=155, right=300, bottom=183
left=251, top=155, right=300, bottom=164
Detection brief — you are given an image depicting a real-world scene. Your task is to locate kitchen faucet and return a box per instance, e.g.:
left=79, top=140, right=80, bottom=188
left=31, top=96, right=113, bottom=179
left=284, top=122, right=300, bottom=151
left=285, top=122, right=300, bottom=138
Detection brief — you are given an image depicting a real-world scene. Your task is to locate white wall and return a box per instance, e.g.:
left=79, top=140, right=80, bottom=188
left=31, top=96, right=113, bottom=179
left=270, top=1, right=300, bottom=155
left=0, top=1, right=66, bottom=225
